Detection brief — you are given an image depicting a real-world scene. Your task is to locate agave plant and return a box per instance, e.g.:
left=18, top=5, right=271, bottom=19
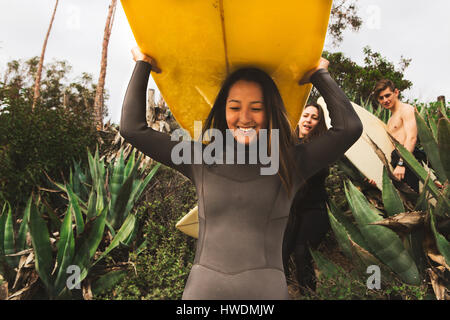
left=0, top=197, right=38, bottom=299
left=318, top=106, right=449, bottom=299
left=328, top=179, right=421, bottom=285
left=1, top=146, right=160, bottom=299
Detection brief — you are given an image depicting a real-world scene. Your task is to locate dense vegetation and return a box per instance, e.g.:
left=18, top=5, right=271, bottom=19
left=0, top=58, right=100, bottom=209
left=0, top=47, right=448, bottom=300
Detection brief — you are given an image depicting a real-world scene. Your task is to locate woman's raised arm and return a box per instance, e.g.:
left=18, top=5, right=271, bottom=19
left=120, top=48, right=194, bottom=180
left=295, top=59, right=363, bottom=180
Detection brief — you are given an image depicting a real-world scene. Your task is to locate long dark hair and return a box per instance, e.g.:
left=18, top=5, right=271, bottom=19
left=202, top=68, right=298, bottom=194
left=295, top=102, right=327, bottom=144
left=294, top=102, right=329, bottom=201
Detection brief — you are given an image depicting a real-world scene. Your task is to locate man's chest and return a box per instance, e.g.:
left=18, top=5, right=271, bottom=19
left=387, top=114, right=404, bottom=133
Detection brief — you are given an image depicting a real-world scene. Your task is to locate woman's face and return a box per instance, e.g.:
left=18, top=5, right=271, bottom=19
left=226, top=80, right=267, bottom=145
left=298, top=105, right=320, bottom=138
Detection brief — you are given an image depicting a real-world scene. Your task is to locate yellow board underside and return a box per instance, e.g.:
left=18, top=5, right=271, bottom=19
left=175, top=206, right=200, bottom=239
left=121, top=0, right=332, bottom=137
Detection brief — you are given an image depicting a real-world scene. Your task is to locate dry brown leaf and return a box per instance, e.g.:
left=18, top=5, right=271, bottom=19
left=0, top=283, right=8, bottom=300
left=113, top=131, right=122, bottom=145
left=370, top=211, right=426, bottom=235
left=0, top=276, right=8, bottom=300
left=24, top=252, right=34, bottom=268
left=11, top=252, right=35, bottom=290
left=348, top=238, right=380, bottom=266
left=8, top=278, right=34, bottom=300
left=427, top=252, right=450, bottom=271
left=364, top=134, right=418, bottom=196
left=5, top=248, right=33, bottom=257
left=8, top=270, right=39, bottom=300
left=427, top=268, right=449, bottom=300
left=12, top=254, right=29, bottom=289
left=82, top=279, right=93, bottom=300
left=423, top=224, right=450, bottom=271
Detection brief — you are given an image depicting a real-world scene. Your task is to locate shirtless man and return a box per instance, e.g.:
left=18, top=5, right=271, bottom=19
left=374, top=79, right=419, bottom=192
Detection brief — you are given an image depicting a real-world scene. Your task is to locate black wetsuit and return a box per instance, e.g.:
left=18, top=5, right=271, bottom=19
left=282, top=151, right=330, bottom=291
left=120, top=61, right=363, bottom=300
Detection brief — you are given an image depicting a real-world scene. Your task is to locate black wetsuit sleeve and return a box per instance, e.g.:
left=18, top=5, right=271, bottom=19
left=296, top=69, right=363, bottom=180
left=119, top=61, right=194, bottom=180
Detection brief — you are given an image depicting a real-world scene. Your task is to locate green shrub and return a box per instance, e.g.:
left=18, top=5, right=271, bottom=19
left=0, top=97, right=98, bottom=211
left=0, top=57, right=101, bottom=213
left=308, top=46, right=413, bottom=106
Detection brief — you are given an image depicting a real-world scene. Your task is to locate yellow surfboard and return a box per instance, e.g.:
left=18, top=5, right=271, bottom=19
left=175, top=205, right=200, bottom=239
left=121, top=0, right=332, bottom=137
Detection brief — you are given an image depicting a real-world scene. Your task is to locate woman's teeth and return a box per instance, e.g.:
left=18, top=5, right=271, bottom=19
left=237, top=127, right=256, bottom=135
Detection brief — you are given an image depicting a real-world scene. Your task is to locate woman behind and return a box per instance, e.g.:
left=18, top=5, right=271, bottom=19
left=120, top=48, right=362, bottom=299
left=282, top=102, right=331, bottom=294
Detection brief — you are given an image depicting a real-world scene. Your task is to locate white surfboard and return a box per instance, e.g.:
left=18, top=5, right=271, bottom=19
left=318, top=97, right=394, bottom=190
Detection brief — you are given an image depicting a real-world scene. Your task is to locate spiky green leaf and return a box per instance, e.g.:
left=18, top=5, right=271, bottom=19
left=17, top=196, right=32, bottom=252
left=28, top=202, right=53, bottom=292
left=87, top=148, right=98, bottom=187
left=328, top=199, right=370, bottom=251
left=427, top=111, right=438, bottom=140
left=123, top=148, right=136, bottom=178
left=94, top=214, right=136, bottom=265
left=437, top=118, right=450, bottom=180
left=66, top=184, right=84, bottom=236
left=110, top=162, right=139, bottom=229
left=3, top=202, right=16, bottom=267
left=54, top=208, right=75, bottom=294
left=327, top=206, right=352, bottom=259
left=414, top=173, right=431, bottom=212
left=0, top=203, right=8, bottom=265
left=430, top=209, right=450, bottom=268
left=345, top=180, right=420, bottom=285
left=434, top=185, right=449, bottom=218
left=86, top=189, right=97, bottom=221
left=71, top=207, right=107, bottom=285
left=310, top=248, right=343, bottom=278
left=382, top=167, right=405, bottom=216
left=109, top=150, right=125, bottom=220
left=91, top=270, right=127, bottom=296
left=393, top=140, right=443, bottom=202
left=415, top=111, right=447, bottom=183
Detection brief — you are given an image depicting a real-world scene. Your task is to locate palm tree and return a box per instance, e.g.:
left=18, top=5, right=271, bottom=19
left=94, top=0, right=117, bottom=131
left=32, top=0, right=59, bottom=110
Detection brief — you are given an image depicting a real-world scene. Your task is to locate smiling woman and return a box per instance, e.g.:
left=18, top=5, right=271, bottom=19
left=120, top=49, right=363, bottom=299
left=202, top=67, right=296, bottom=192
left=225, top=80, right=267, bottom=145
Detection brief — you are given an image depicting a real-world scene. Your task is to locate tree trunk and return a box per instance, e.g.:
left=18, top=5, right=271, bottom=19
left=94, top=0, right=117, bottom=131
left=32, top=0, right=59, bottom=110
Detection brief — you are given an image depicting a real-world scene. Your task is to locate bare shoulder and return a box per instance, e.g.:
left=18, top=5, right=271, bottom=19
left=400, top=102, right=415, bottom=118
